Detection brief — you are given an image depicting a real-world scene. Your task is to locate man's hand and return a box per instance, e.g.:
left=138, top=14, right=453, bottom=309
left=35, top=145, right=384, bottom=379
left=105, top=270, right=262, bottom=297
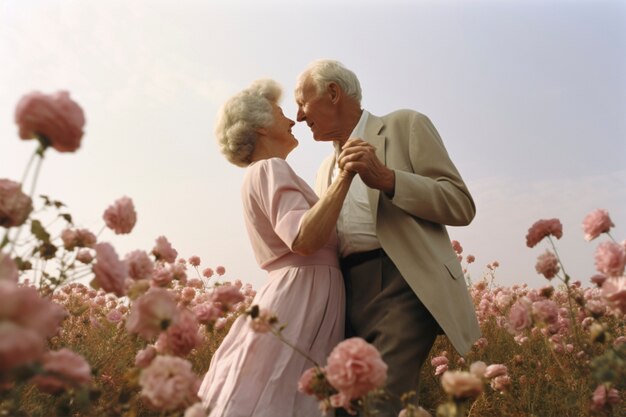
left=338, top=138, right=395, bottom=197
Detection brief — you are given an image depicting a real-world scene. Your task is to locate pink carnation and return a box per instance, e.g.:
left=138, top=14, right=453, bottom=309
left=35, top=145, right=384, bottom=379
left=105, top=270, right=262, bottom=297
left=601, top=277, right=626, bottom=314
left=594, top=241, right=626, bottom=277
left=297, top=367, right=318, bottom=396
left=531, top=299, right=559, bottom=325
left=0, top=252, right=19, bottom=282
left=441, top=370, right=483, bottom=399
left=526, top=218, right=563, bottom=248
left=188, top=256, right=201, bottom=267
left=61, top=227, right=97, bottom=250
left=14, top=90, right=85, bottom=153
left=507, top=299, right=532, bottom=334
left=92, top=243, right=127, bottom=297
left=156, top=308, right=203, bottom=357
left=139, top=355, right=199, bottom=411
left=583, top=209, right=614, bottom=241
left=325, top=337, right=388, bottom=400
left=0, top=179, right=33, bottom=228
left=152, top=236, right=178, bottom=263
left=126, top=250, right=154, bottom=280
left=535, top=250, right=560, bottom=280
left=126, top=287, right=179, bottom=340
left=31, top=348, right=91, bottom=394
left=103, top=196, right=137, bottom=235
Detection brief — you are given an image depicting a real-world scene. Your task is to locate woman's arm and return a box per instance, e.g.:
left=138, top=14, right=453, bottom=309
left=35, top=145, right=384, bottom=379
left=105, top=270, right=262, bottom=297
left=291, top=169, right=354, bottom=256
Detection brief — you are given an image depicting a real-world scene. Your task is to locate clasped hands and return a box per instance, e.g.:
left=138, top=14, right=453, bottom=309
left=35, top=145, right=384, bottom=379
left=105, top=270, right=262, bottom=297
left=337, top=138, right=396, bottom=198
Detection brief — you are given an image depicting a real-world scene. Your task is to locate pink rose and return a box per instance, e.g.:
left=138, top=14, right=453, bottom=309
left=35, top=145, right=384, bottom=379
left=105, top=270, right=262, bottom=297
left=0, top=252, right=19, bottom=282
left=594, top=242, right=626, bottom=277
left=152, top=236, right=178, bottom=263
left=0, top=179, right=33, bottom=228
left=103, top=196, right=137, bottom=235
left=92, top=243, right=127, bottom=297
left=31, top=348, right=91, bottom=394
left=601, top=277, right=626, bottom=314
left=126, top=250, right=154, bottom=280
left=139, top=355, right=199, bottom=411
left=582, top=209, right=614, bottom=241
left=61, top=227, right=97, bottom=250
left=126, top=287, right=179, bottom=340
left=15, top=90, right=85, bottom=153
left=534, top=250, right=560, bottom=280
left=507, top=299, right=532, bottom=334
left=0, top=322, right=46, bottom=371
left=440, top=370, right=483, bottom=399
left=325, top=337, right=388, bottom=400
left=156, top=308, right=203, bottom=357
left=526, top=218, right=563, bottom=248
left=135, top=345, right=157, bottom=368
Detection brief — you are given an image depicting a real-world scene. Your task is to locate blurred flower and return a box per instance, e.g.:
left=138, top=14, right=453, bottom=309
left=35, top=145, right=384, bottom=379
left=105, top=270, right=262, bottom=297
left=583, top=209, right=614, bottom=241
left=211, top=284, right=245, bottom=311
left=526, top=218, right=563, bottom=248
left=590, top=274, right=608, bottom=287
left=188, top=256, right=201, bottom=267
left=135, top=345, right=157, bottom=368
left=215, top=265, right=226, bottom=276
left=126, top=250, right=154, bottom=280
left=14, top=90, right=85, bottom=153
left=184, top=402, right=208, bottom=417
left=76, top=248, right=94, bottom=264
left=440, top=370, right=483, bottom=400
left=535, top=250, right=560, bottom=280
left=152, top=236, right=178, bottom=263
left=0, top=179, right=33, bottom=228
left=507, top=299, right=532, bottom=334
left=325, top=337, right=387, bottom=401
left=0, top=252, right=18, bottom=282
left=490, top=375, right=511, bottom=392
left=31, top=348, right=91, bottom=394
left=483, top=364, right=507, bottom=379
left=126, top=287, right=179, bottom=340
left=466, top=254, right=475, bottom=264
left=156, top=308, right=203, bottom=357
left=61, top=227, right=97, bottom=250
left=139, top=355, right=199, bottom=411
left=0, top=321, right=46, bottom=371
left=592, top=384, right=620, bottom=410
left=298, top=367, right=326, bottom=398
left=594, top=242, right=626, bottom=277
left=470, top=361, right=487, bottom=379
left=92, top=243, right=127, bottom=297
left=531, top=299, right=559, bottom=326
left=601, top=277, right=626, bottom=314
left=193, top=302, right=222, bottom=325
left=106, top=308, right=123, bottom=323
left=249, top=307, right=275, bottom=333
left=202, top=268, right=214, bottom=278
left=103, top=196, right=137, bottom=235
left=451, top=240, right=463, bottom=255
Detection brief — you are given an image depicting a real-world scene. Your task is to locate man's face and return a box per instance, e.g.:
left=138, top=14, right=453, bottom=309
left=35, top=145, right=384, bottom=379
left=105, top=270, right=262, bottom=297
left=295, top=75, right=341, bottom=142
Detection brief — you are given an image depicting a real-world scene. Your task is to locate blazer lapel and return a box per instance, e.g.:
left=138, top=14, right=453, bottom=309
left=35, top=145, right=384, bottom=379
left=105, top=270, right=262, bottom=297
left=364, top=114, right=385, bottom=223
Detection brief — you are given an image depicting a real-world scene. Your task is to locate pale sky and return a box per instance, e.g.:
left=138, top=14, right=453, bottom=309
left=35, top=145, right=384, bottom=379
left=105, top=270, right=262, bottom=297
left=1, top=0, right=625, bottom=291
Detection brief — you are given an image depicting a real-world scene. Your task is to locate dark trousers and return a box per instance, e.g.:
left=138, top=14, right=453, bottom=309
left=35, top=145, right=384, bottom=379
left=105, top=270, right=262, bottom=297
left=340, top=249, right=440, bottom=417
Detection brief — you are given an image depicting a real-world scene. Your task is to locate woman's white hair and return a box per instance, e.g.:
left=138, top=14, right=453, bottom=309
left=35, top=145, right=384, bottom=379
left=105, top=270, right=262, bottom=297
left=299, top=59, right=362, bottom=104
left=215, top=79, right=282, bottom=167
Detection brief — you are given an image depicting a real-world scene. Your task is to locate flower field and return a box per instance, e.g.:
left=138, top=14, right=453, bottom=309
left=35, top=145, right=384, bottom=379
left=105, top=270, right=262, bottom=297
left=1, top=92, right=624, bottom=417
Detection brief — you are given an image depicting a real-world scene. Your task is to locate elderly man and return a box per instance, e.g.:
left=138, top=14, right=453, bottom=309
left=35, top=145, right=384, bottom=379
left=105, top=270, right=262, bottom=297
left=295, top=59, right=480, bottom=415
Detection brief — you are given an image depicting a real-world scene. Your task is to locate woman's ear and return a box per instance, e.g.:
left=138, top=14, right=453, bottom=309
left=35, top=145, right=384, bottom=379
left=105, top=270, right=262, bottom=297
left=256, top=127, right=268, bottom=137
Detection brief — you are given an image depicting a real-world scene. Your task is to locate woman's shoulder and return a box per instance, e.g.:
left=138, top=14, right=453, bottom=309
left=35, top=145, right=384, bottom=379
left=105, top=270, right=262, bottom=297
left=248, top=157, right=295, bottom=177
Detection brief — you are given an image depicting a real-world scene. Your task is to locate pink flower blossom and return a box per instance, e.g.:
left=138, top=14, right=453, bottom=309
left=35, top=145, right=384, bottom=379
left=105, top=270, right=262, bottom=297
left=106, top=308, right=124, bottom=323
left=76, top=248, right=94, bottom=264
left=434, top=364, right=448, bottom=376
left=139, top=355, right=199, bottom=411
left=507, top=299, right=532, bottom=334
left=298, top=367, right=319, bottom=397
left=469, top=361, right=487, bottom=378
left=490, top=375, right=511, bottom=392
left=156, top=308, right=203, bottom=357
left=249, top=308, right=275, bottom=333
left=215, top=265, right=226, bottom=276
left=451, top=240, right=463, bottom=254
left=0, top=179, right=33, bottom=228
left=92, top=243, right=127, bottom=297
left=126, top=287, right=179, bottom=340
left=325, top=337, right=388, bottom=400
left=61, top=228, right=97, bottom=250
left=594, top=242, right=626, bottom=277
left=582, top=209, right=614, bottom=241
left=135, top=345, right=157, bottom=368
left=103, top=196, right=137, bottom=235
left=211, top=284, right=245, bottom=311
left=592, top=384, right=620, bottom=409
left=153, top=236, right=178, bottom=263
left=440, top=370, right=483, bottom=399
left=0, top=252, right=18, bottom=282
left=192, top=302, right=223, bottom=325
left=126, top=250, right=154, bottom=280
left=601, top=277, right=626, bottom=314
left=0, top=322, right=45, bottom=371
left=202, top=268, right=214, bottom=278
left=431, top=355, right=449, bottom=367
left=483, top=364, right=507, bottom=379
left=590, top=274, right=608, bottom=287
left=31, top=348, right=91, bottom=394
left=535, top=250, right=560, bottom=280
left=187, top=278, right=203, bottom=289
left=188, top=256, right=201, bottom=267
left=526, top=218, right=563, bottom=248
left=14, top=90, right=85, bottom=153
left=531, top=299, right=559, bottom=325
left=466, top=255, right=475, bottom=263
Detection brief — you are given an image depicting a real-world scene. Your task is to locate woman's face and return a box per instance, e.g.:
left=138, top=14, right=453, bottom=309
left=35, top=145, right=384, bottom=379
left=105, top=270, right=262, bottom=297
left=266, top=103, right=298, bottom=155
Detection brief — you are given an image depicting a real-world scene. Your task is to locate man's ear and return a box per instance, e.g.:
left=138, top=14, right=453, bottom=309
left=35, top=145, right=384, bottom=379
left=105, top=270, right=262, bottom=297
left=328, top=82, right=341, bottom=104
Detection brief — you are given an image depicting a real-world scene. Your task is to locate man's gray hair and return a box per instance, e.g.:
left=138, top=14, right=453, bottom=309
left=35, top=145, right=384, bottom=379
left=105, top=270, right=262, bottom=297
left=215, top=79, right=282, bottom=167
left=300, top=59, right=362, bottom=104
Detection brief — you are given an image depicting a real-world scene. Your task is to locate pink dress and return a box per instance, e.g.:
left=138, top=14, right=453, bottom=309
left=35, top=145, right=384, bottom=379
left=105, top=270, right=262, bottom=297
left=198, top=158, right=345, bottom=417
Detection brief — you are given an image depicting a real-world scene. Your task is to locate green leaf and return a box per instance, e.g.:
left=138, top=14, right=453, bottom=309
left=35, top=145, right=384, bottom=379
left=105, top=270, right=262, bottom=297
left=59, top=213, right=73, bottom=224
left=31, top=219, right=50, bottom=243
left=40, top=195, right=52, bottom=206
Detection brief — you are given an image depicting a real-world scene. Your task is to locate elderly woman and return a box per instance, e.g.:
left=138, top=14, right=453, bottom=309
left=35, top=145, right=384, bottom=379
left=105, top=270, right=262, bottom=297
left=198, top=79, right=353, bottom=417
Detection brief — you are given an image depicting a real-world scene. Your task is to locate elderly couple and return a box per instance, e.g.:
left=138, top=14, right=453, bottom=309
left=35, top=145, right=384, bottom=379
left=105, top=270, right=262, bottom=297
left=198, top=59, right=480, bottom=417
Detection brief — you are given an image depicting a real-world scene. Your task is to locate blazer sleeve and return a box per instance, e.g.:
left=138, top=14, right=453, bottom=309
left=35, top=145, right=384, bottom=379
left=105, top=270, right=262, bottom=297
left=390, top=112, right=476, bottom=226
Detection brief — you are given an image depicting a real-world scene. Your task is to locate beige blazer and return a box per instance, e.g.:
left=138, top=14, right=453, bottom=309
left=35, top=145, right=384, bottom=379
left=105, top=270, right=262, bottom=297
left=314, top=110, right=481, bottom=355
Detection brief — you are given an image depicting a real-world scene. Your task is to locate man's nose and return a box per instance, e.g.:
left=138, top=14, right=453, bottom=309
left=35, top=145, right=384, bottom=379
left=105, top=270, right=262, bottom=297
left=296, top=108, right=305, bottom=122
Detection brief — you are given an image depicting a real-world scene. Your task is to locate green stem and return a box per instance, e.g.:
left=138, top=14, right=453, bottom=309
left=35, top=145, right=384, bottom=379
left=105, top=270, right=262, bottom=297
left=270, top=326, right=320, bottom=368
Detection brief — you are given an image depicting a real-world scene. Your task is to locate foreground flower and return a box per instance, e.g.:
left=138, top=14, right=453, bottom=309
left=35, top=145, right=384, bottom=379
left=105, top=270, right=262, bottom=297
left=15, top=90, right=85, bottom=153
left=156, top=308, right=203, bottom=357
left=0, top=252, right=19, bottom=282
left=0, top=321, right=46, bottom=371
left=92, top=243, right=127, bottom=297
left=184, top=402, right=208, bottom=417
left=601, top=277, right=626, bottom=314
left=592, top=384, right=620, bottom=410
left=325, top=337, right=387, bottom=401
left=103, top=196, right=137, bottom=235
left=126, top=250, right=155, bottom=280
left=440, top=370, right=483, bottom=400
left=535, top=250, right=560, bottom=280
left=126, top=287, right=179, bottom=340
left=31, top=348, right=92, bottom=394
left=594, top=241, right=626, bottom=277
left=139, top=355, right=200, bottom=411
left=526, top=218, right=563, bottom=248
left=583, top=209, right=615, bottom=241
left=0, top=179, right=33, bottom=228
left=61, top=227, right=97, bottom=250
